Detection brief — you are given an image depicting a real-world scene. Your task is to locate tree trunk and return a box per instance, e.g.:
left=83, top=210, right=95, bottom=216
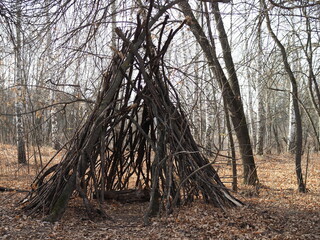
left=179, top=1, right=258, bottom=185
left=263, top=0, right=306, bottom=192
left=224, top=99, right=237, bottom=191
left=15, top=0, right=27, bottom=164
left=256, top=85, right=265, bottom=155
left=50, top=86, right=61, bottom=150
left=247, top=82, right=257, bottom=151
left=287, top=84, right=296, bottom=153
left=256, top=29, right=265, bottom=155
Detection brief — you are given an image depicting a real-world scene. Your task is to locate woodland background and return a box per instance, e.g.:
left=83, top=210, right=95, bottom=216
left=0, top=0, right=320, bottom=239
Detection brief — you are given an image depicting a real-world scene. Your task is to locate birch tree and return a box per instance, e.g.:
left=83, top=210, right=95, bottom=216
left=256, top=26, right=265, bottom=155
left=287, top=84, right=296, bottom=152
left=14, top=0, right=27, bottom=164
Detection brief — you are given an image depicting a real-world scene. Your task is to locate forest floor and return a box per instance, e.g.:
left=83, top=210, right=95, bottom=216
left=0, top=144, right=320, bottom=239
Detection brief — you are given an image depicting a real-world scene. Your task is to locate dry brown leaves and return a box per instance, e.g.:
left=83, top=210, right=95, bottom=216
left=0, top=145, right=320, bottom=239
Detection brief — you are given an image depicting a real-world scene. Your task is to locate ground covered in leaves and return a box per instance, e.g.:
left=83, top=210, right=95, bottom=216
left=0, top=144, right=319, bottom=239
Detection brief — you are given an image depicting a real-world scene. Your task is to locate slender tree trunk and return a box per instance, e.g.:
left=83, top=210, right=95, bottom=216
left=265, top=97, right=273, bottom=154
left=224, top=98, right=237, bottom=191
left=193, top=52, right=202, bottom=144
left=256, top=84, right=265, bottom=155
left=200, top=64, right=207, bottom=148
left=50, top=85, right=60, bottom=150
left=206, top=70, right=218, bottom=155
left=287, top=84, right=296, bottom=153
left=111, top=0, right=117, bottom=49
left=15, top=0, right=27, bottom=164
left=262, top=0, right=306, bottom=192
left=247, top=82, right=257, bottom=151
left=256, top=29, right=265, bottom=155
left=272, top=124, right=281, bottom=154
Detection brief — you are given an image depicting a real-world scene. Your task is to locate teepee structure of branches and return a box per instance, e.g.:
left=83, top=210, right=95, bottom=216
left=23, top=3, right=242, bottom=223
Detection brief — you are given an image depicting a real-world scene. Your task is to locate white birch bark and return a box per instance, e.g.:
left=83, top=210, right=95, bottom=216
left=111, top=0, right=117, bottom=48
left=256, top=80, right=265, bottom=155
left=43, top=5, right=60, bottom=150
left=205, top=94, right=214, bottom=155
left=193, top=43, right=202, bottom=144
left=287, top=35, right=298, bottom=153
left=15, top=0, right=27, bottom=164
left=287, top=83, right=296, bottom=152
left=247, top=77, right=256, bottom=150
left=112, top=0, right=125, bottom=110
left=199, top=59, right=207, bottom=148
left=255, top=25, right=265, bottom=155
left=179, top=28, right=187, bottom=103
left=180, top=28, right=194, bottom=136
left=50, top=86, right=60, bottom=150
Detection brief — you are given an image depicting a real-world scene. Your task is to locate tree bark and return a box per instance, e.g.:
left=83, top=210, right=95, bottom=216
left=15, top=0, right=27, bottom=164
left=50, top=86, right=61, bottom=150
left=179, top=1, right=258, bottom=185
left=256, top=28, right=265, bottom=155
left=256, top=84, right=265, bottom=155
left=224, top=99, right=237, bottom=191
left=287, top=84, right=296, bottom=153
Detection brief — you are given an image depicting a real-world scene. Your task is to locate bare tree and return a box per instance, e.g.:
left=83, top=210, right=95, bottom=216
left=14, top=0, right=27, bottom=164
left=256, top=24, right=266, bottom=155
left=261, top=0, right=306, bottom=192
left=178, top=0, right=259, bottom=185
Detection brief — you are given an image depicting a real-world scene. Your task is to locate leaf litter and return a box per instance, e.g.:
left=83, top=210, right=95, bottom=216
left=0, top=145, right=319, bottom=239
